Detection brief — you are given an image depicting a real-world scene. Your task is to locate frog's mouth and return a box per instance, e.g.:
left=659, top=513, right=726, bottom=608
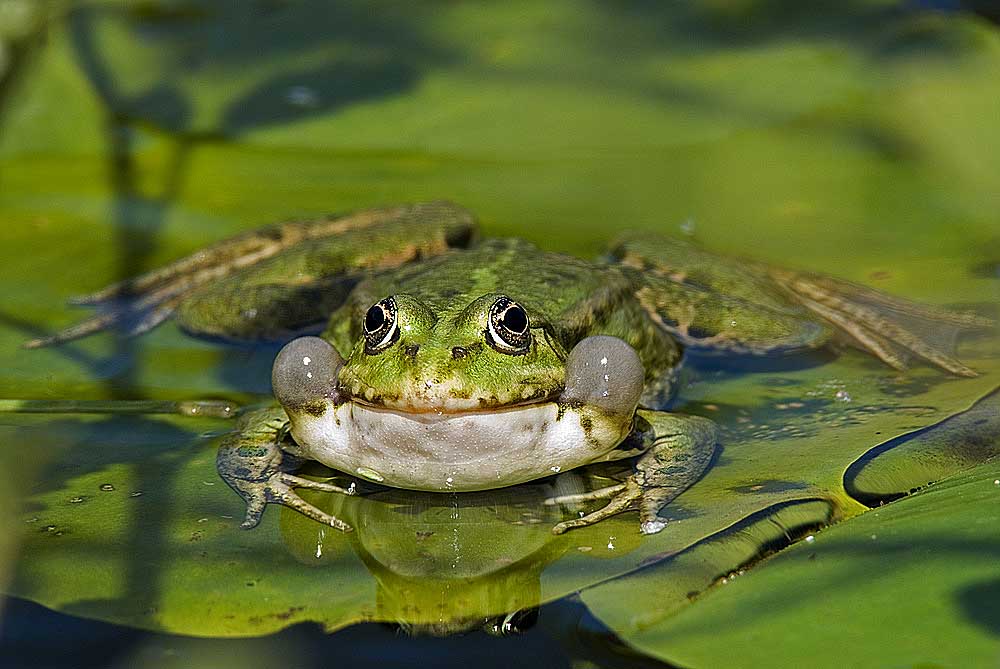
left=339, top=388, right=563, bottom=418
left=271, top=334, right=646, bottom=491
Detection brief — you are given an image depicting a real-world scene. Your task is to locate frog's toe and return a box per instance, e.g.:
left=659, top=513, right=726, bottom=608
left=216, top=410, right=354, bottom=532
left=279, top=472, right=356, bottom=496
left=544, top=482, right=626, bottom=507
left=229, top=474, right=353, bottom=532
left=548, top=479, right=672, bottom=535
left=267, top=479, right=354, bottom=532
left=239, top=491, right=268, bottom=529
left=639, top=516, right=668, bottom=535
left=271, top=336, right=344, bottom=410
left=560, top=335, right=644, bottom=417
left=550, top=479, right=642, bottom=535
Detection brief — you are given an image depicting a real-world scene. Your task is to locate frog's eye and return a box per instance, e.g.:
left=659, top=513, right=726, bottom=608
left=363, top=297, right=399, bottom=354
left=487, top=296, right=531, bottom=354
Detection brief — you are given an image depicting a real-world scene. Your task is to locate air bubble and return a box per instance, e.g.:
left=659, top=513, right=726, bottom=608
left=285, top=85, right=319, bottom=108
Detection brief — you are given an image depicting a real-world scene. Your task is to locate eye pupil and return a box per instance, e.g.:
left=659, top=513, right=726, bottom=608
left=363, top=297, right=399, bottom=355
left=502, top=306, right=527, bottom=333
left=365, top=305, right=385, bottom=333
left=487, top=296, right=531, bottom=355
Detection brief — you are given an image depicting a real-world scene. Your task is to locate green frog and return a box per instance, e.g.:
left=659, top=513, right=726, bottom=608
left=30, top=201, right=991, bottom=534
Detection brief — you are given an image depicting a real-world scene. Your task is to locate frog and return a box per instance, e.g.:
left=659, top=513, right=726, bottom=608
left=29, top=201, right=992, bottom=534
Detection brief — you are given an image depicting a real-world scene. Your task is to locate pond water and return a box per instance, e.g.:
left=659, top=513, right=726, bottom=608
left=1, top=2, right=999, bottom=668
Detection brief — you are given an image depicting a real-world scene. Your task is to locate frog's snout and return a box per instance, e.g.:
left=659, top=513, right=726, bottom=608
left=560, top=335, right=644, bottom=417
left=272, top=336, right=344, bottom=409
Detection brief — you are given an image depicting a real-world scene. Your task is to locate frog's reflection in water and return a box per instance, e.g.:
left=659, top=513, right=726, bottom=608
left=269, top=466, right=636, bottom=636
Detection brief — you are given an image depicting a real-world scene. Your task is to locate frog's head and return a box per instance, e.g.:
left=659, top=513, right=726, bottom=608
left=274, top=292, right=647, bottom=410
left=270, top=294, right=645, bottom=491
left=341, top=292, right=573, bottom=412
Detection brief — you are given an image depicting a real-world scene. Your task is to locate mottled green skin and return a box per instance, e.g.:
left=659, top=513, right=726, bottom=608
left=324, top=239, right=682, bottom=410
left=33, top=201, right=988, bottom=531
left=173, top=203, right=476, bottom=342
left=610, top=235, right=831, bottom=356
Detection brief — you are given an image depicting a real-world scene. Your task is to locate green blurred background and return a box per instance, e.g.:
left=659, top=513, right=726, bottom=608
left=0, top=1, right=998, bottom=667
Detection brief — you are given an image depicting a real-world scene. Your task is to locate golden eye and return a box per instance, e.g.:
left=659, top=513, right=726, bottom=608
left=363, top=297, right=399, bottom=354
left=487, top=296, right=531, bottom=354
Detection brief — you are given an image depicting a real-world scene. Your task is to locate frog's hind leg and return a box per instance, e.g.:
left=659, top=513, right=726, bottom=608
left=216, top=407, right=356, bottom=532
left=26, top=201, right=476, bottom=347
left=611, top=233, right=992, bottom=376
left=769, top=269, right=994, bottom=377
left=549, top=411, right=717, bottom=535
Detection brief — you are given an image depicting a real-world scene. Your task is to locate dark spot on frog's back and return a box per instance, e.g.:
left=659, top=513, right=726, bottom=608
left=258, top=226, right=284, bottom=241
left=452, top=342, right=483, bottom=359
left=236, top=444, right=269, bottom=459
left=686, top=325, right=714, bottom=340
left=658, top=315, right=679, bottom=328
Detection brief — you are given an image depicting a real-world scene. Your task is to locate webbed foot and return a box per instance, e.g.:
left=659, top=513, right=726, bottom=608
left=216, top=407, right=356, bottom=532
left=768, top=268, right=993, bottom=377
left=547, top=412, right=717, bottom=535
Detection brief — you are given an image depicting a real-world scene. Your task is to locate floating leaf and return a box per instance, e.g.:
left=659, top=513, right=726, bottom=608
left=584, top=459, right=1000, bottom=668
left=0, top=0, right=997, bottom=646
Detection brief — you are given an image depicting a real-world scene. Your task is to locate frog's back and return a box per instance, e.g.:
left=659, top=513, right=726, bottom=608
left=367, top=239, right=613, bottom=318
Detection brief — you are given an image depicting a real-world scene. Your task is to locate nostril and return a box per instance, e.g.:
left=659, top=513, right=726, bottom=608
left=451, top=346, right=469, bottom=359
left=404, top=344, right=420, bottom=358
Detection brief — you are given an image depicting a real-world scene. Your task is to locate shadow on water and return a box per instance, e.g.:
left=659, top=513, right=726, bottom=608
left=590, top=0, right=981, bottom=57
left=67, top=2, right=453, bottom=136
left=543, top=1, right=988, bottom=159
left=0, top=594, right=681, bottom=669
left=21, top=0, right=455, bottom=638
left=956, top=578, right=1000, bottom=637
left=214, top=341, right=285, bottom=396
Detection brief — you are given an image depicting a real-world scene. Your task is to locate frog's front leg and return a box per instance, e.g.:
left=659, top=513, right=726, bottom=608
left=217, top=406, right=356, bottom=532
left=548, top=411, right=717, bottom=535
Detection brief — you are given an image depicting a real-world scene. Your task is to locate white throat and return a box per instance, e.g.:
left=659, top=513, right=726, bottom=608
left=289, top=400, right=625, bottom=491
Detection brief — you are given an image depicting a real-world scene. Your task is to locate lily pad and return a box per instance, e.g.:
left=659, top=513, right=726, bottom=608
left=582, top=458, right=1000, bottom=668
left=0, top=0, right=998, bottom=646
left=847, top=388, right=1000, bottom=504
